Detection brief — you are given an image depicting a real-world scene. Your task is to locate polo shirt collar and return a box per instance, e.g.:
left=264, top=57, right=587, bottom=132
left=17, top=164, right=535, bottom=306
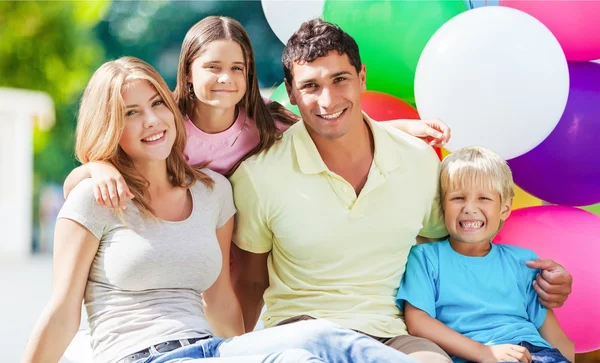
left=291, top=111, right=403, bottom=175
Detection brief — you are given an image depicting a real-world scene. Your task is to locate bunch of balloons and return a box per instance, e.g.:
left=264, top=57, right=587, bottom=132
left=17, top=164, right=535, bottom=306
left=262, top=0, right=600, bottom=352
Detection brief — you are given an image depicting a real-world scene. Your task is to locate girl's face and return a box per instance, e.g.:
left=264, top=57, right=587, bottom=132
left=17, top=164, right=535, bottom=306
left=119, top=80, right=176, bottom=165
left=189, top=40, right=247, bottom=110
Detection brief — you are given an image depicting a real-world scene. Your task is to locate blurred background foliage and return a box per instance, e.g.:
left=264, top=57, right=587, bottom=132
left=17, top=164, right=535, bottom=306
left=0, top=1, right=285, bottom=250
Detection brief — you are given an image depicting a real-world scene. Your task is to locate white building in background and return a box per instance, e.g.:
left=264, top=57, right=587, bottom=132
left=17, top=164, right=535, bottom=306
left=0, top=88, right=54, bottom=261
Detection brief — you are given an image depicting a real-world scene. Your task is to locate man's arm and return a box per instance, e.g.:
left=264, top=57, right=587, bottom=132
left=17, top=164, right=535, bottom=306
left=538, top=309, right=574, bottom=362
left=203, top=218, right=245, bottom=338
left=526, top=259, right=572, bottom=309
left=231, top=243, right=269, bottom=332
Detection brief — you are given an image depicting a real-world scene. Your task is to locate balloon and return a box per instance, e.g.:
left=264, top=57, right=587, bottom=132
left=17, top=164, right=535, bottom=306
left=360, top=91, right=419, bottom=121
left=467, top=0, right=499, bottom=9
left=495, top=206, right=600, bottom=353
left=261, top=0, right=325, bottom=45
left=269, top=82, right=300, bottom=116
left=441, top=148, right=451, bottom=160
left=360, top=91, right=441, bottom=159
left=508, top=62, right=600, bottom=206
left=323, top=0, right=467, bottom=105
left=414, top=6, right=569, bottom=160
left=512, top=185, right=542, bottom=210
left=501, top=1, right=600, bottom=61
left=582, top=203, right=600, bottom=216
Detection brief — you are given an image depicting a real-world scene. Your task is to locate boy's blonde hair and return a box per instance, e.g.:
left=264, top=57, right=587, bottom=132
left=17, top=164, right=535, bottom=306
left=76, top=56, right=213, bottom=219
left=440, top=146, right=515, bottom=210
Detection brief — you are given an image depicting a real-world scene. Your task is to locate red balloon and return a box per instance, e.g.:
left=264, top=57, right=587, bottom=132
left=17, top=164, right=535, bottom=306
left=361, top=91, right=441, bottom=159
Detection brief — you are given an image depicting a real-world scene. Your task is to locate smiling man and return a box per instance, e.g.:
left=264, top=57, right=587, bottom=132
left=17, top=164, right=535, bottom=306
left=230, top=19, right=572, bottom=362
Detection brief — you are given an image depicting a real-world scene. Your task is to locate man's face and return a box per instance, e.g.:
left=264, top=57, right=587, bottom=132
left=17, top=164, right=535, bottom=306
left=286, top=51, right=366, bottom=141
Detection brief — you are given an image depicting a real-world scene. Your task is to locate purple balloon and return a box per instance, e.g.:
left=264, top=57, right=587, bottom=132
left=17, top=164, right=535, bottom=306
left=508, top=61, right=600, bottom=206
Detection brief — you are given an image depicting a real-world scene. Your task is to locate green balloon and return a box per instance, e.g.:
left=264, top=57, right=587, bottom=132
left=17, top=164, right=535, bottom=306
left=582, top=203, right=600, bottom=216
left=323, top=0, right=468, bottom=105
left=269, top=82, right=300, bottom=116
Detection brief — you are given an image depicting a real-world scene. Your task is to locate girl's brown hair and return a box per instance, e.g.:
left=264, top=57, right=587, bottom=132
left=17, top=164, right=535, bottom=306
left=76, top=56, right=213, bottom=218
left=173, top=16, right=299, bottom=174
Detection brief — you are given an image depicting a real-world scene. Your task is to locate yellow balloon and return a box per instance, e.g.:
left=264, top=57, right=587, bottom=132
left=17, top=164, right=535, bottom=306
left=512, top=185, right=543, bottom=210
left=441, top=147, right=451, bottom=159
left=439, top=148, right=542, bottom=210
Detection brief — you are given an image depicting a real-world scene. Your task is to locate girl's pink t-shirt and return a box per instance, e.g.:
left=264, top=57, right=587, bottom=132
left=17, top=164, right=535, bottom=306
left=183, top=108, right=290, bottom=175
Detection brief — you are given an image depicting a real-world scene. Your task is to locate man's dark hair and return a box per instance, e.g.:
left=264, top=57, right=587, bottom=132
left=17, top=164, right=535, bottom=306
left=282, top=18, right=362, bottom=85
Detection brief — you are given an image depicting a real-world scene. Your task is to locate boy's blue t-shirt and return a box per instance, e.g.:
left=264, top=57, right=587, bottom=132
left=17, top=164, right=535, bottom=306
left=396, top=240, right=550, bottom=362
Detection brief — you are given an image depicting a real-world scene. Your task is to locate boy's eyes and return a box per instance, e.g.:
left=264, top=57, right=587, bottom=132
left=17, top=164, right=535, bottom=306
left=449, top=196, right=494, bottom=201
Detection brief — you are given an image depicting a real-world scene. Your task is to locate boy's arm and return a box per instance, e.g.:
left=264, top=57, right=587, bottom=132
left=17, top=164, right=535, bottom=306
left=538, top=309, right=574, bottom=362
left=405, top=303, right=532, bottom=363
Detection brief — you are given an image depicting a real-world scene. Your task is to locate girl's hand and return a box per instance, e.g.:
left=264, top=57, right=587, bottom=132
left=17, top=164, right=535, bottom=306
left=404, top=118, right=451, bottom=147
left=88, top=162, right=134, bottom=209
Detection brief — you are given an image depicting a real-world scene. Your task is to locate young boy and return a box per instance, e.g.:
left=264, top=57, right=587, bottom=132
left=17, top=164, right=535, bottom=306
left=396, top=146, right=574, bottom=363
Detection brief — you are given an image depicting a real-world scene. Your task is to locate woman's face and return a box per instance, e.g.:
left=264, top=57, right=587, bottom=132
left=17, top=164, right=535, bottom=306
left=189, top=40, right=248, bottom=110
left=119, top=80, right=176, bottom=165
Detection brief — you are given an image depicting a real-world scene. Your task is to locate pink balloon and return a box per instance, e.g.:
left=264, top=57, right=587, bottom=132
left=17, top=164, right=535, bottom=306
left=494, top=206, right=600, bottom=353
left=501, top=1, right=600, bottom=61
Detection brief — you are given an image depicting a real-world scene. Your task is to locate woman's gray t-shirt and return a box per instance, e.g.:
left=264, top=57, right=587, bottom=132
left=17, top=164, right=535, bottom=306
left=57, top=169, right=236, bottom=363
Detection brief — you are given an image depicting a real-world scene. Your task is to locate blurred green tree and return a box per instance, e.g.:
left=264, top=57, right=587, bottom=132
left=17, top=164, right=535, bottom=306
left=94, top=1, right=284, bottom=89
left=0, top=1, right=109, bottom=182
left=0, top=1, right=109, bottom=249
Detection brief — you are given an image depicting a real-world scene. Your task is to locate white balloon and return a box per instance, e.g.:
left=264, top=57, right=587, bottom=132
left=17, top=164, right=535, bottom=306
left=415, top=6, right=569, bottom=160
left=262, top=0, right=325, bottom=45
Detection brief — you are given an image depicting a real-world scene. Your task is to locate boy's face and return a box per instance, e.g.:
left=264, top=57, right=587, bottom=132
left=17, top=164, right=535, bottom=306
left=285, top=51, right=366, bottom=141
left=443, top=184, right=512, bottom=245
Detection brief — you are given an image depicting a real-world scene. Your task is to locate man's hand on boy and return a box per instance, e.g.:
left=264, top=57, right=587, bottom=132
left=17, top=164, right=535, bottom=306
left=526, top=259, right=572, bottom=309
left=481, top=344, right=532, bottom=363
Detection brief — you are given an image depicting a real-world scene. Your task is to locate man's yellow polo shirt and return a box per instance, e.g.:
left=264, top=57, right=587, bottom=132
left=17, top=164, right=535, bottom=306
left=230, top=114, right=448, bottom=338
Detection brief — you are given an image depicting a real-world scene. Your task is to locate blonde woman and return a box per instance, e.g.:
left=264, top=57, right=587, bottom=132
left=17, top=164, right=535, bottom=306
left=22, top=57, right=418, bottom=363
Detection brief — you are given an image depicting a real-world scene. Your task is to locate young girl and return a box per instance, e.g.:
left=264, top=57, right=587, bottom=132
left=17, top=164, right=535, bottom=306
left=63, top=16, right=450, bottom=208
left=22, top=57, right=419, bottom=363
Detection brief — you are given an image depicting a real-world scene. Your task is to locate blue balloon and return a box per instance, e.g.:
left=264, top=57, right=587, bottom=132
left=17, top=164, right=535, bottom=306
left=466, top=0, right=499, bottom=9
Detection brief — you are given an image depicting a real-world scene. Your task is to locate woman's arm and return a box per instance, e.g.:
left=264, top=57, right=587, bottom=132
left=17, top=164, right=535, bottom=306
left=203, top=217, right=245, bottom=338
left=383, top=118, right=451, bottom=147
left=22, top=219, right=100, bottom=363
left=538, top=309, right=574, bottom=362
left=404, top=302, right=532, bottom=363
left=63, top=162, right=133, bottom=209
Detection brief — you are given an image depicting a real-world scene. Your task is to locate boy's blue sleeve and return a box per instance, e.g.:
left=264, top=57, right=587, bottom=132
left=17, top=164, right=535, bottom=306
left=395, top=245, right=438, bottom=318
left=524, top=250, right=547, bottom=328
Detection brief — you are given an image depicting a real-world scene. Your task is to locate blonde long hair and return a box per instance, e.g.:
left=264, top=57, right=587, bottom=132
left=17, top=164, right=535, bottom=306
left=173, top=16, right=298, bottom=174
left=76, top=56, right=213, bottom=218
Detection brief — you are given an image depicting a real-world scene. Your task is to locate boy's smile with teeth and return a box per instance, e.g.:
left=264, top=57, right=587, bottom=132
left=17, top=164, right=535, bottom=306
left=459, top=220, right=484, bottom=229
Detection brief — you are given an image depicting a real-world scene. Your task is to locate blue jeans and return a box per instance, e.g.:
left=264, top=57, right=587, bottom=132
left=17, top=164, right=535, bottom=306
left=138, top=319, right=417, bottom=363
left=519, top=342, right=571, bottom=363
